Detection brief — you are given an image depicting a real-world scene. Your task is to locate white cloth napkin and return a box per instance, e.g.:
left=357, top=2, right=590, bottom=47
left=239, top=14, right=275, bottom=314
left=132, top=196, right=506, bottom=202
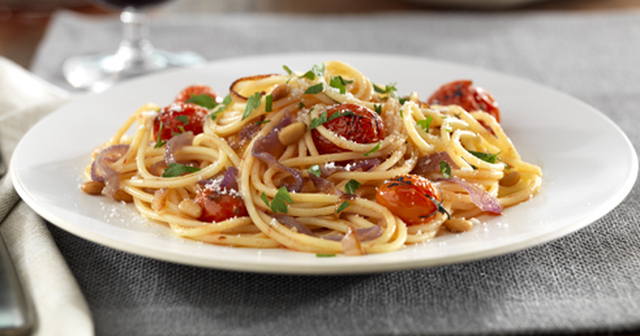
left=0, top=57, right=94, bottom=336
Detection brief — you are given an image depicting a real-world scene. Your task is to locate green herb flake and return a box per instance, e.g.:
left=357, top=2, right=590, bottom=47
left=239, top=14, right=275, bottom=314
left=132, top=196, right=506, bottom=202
left=308, top=110, right=353, bottom=131
left=304, top=83, right=324, bottom=95
left=329, top=75, right=353, bottom=94
left=282, top=65, right=294, bottom=75
left=416, top=115, right=433, bottom=132
left=308, top=164, right=322, bottom=177
left=344, top=179, right=361, bottom=195
left=162, top=163, right=201, bottom=178
left=336, top=201, right=350, bottom=214
left=364, top=142, right=381, bottom=157
left=154, top=122, right=166, bottom=148
left=374, top=82, right=399, bottom=100
left=242, top=92, right=262, bottom=120
left=264, top=94, right=273, bottom=112
left=373, top=104, right=382, bottom=115
left=468, top=150, right=501, bottom=164
left=299, top=102, right=306, bottom=109
left=269, top=186, right=293, bottom=214
left=175, top=115, right=189, bottom=125
left=256, top=120, right=271, bottom=125
left=210, top=94, right=232, bottom=120
left=316, top=253, right=336, bottom=258
left=440, top=161, right=452, bottom=179
left=399, top=109, right=404, bottom=119
left=260, top=192, right=270, bottom=207
left=186, top=94, right=218, bottom=109
left=299, top=63, right=326, bottom=80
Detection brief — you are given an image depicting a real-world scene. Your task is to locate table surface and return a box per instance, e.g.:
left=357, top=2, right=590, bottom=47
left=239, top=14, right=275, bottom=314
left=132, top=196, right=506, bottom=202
left=1, top=0, right=640, bottom=70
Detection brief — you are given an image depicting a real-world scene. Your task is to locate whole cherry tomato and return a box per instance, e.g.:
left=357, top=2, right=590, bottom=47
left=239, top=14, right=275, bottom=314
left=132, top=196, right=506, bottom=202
left=427, top=80, right=500, bottom=122
left=153, top=102, right=209, bottom=142
left=194, top=187, right=248, bottom=223
left=376, top=174, right=443, bottom=226
left=174, top=84, right=220, bottom=104
left=311, top=103, right=385, bottom=154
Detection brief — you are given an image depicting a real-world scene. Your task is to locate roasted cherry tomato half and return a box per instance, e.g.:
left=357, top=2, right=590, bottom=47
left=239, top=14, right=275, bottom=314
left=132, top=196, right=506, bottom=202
left=174, top=84, right=220, bottom=104
left=311, top=103, right=385, bottom=154
left=153, top=102, right=209, bottom=142
left=376, top=174, right=443, bottom=226
left=194, top=187, right=248, bottom=223
left=427, top=80, right=500, bottom=122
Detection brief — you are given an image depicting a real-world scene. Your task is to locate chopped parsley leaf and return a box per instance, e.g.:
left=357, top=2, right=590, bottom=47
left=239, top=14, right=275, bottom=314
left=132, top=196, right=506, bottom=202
left=416, top=115, right=433, bottom=132
left=261, top=187, right=293, bottom=214
left=154, top=122, right=166, bottom=148
left=468, top=150, right=501, bottom=164
left=336, top=201, right=350, bottom=214
left=344, top=179, right=361, bottom=194
left=308, top=164, right=322, bottom=177
left=316, top=253, right=336, bottom=257
left=364, top=142, right=381, bottom=157
left=373, top=82, right=399, bottom=100
left=308, top=110, right=354, bottom=131
left=304, top=83, right=324, bottom=94
left=186, top=94, right=218, bottom=109
left=299, top=102, right=306, bottom=109
left=256, top=120, right=271, bottom=125
left=329, top=75, right=353, bottom=94
left=282, top=65, right=294, bottom=75
left=242, top=92, right=261, bottom=120
left=440, top=161, right=452, bottom=178
left=162, top=163, right=200, bottom=178
left=373, top=104, right=382, bottom=115
left=265, top=94, right=273, bottom=112
left=210, top=94, right=232, bottom=120
left=299, top=63, right=326, bottom=80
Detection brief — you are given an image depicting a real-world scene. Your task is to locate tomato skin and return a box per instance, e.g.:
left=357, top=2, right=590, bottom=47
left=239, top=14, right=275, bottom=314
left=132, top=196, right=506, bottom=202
left=427, top=80, right=500, bottom=122
left=311, top=103, right=385, bottom=154
left=174, top=84, right=220, bottom=104
left=194, top=188, right=247, bottom=223
left=153, top=102, right=209, bottom=142
left=376, top=174, right=443, bottom=226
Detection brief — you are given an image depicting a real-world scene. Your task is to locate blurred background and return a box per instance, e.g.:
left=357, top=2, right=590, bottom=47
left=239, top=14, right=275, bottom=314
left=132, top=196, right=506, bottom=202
left=1, top=0, right=639, bottom=70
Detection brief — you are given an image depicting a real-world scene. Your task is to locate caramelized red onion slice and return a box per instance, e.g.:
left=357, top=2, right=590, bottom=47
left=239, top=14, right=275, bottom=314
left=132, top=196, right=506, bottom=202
left=219, top=167, right=240, bottom=191
left=412, top=152, right=458, bottom=175
left=341, top=225, right=365, bottom=256
left=164, top=131, right=194, bottom=164
left=253, top=152, right=303, bottom=193
left=229, top=73, right=278, bottom=101
left=321, top=158, right=381, bottom=177
left=323, top=226, right=382, bottom=242
left=274, top=214, right=314, bottom=236
left=309, top=175, right=344, bottom=196
left=441, top=177, right=503, bottom=214
left=91, top=144, right=130, bottom=196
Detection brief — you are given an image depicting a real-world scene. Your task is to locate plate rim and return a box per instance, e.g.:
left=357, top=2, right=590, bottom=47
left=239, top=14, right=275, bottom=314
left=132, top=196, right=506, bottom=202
left=11, top=51, right=639, bottom=274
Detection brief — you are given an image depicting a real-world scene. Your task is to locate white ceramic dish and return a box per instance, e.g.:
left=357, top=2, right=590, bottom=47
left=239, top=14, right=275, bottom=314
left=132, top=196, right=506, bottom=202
left=407, top=0, right=544, bottom=9
left=11, top=52, right=637, bottom=274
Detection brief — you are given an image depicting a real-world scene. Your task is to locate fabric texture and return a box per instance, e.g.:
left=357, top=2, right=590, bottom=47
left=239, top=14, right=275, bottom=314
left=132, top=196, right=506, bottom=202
left=0, top=57, right=93, bottom=336
left=15, top=8, right=640, bottom=335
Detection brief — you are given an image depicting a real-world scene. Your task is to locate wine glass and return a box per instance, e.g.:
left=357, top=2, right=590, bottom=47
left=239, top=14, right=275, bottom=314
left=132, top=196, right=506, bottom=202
left=63, top=0, right=205, bottom=92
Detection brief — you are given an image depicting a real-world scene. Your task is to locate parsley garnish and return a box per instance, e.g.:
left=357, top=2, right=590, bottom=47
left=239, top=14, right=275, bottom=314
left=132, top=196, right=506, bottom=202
left=175, top=115, right=189, bottom=134
left=399, top=109, right=404, bottom=118
left=265, top=94, right=273, bottom=112
left=304, top=83, right=324, bottom=95
left=336, top=201, right=350, bottom=214
left=256, top=120, right=271, bottom=125
left=440, top=161, right=452, bottom=178
left=373, top=104, right=382, bottom=115
left=210, top=94, right=231, bottom=121
left=162, top=163, right=200, bottom=178
left=329, top=75, right=353, bottom=94
left=154, top=122, right=166, bottom=148
left=364, top=142, right=381, bottom=157
left=399, top=97, right=408, bottom=105
left=260, top=187, right=293, bottom=214
left=416, top=115, right=432, bottom=132
left=468, top=150, right=501, bottom=164
left=344, top=179, right=361, bottom=194
left=242, top=92, right=261, bottom=120
left=282, top=65, right=294, bottom=75
left=300, top=63, right=326, bottom=80
left=308, top=110, right=354, bottom=131
left=373, top=82, right=399, bottom=100
left=308, top=164, right=321, bottom=177
left=316, top=253, right=336, bottom=257
left=186, top=94, right=217, bottom=109
left=299, top=102, right=305, bottom=109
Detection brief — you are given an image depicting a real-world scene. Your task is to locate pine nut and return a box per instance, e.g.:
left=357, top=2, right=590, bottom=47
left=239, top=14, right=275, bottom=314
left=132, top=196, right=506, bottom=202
left=499, top=171, right=521, bottom=187
left=113, top=190, right=133, bottom=203
left=444, top=218, right=474, bottom=232
left=271, top=84, right=290, bottom=101
left=278, top=122, right=307, bottom=146
left=179, top=199, right=203, bottom=219
left=81, top=181, right=105, bottom=195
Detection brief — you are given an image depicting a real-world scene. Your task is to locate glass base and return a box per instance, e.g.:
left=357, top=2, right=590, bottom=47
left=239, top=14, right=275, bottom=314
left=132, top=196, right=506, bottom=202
left=63, top=49, right=205, bottom=92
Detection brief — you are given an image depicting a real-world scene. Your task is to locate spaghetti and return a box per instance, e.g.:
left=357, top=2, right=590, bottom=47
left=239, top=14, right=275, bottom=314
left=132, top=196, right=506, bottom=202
left=82, top=60, right=542, bottom=256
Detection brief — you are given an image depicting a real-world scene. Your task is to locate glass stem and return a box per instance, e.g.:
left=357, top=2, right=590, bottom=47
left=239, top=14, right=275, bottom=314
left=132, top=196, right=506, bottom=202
left=118, top=7, right=154, bottom=62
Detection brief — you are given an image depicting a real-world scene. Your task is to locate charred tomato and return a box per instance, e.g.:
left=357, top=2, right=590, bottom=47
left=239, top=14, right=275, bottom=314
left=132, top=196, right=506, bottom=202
left=311, top=103, right=385, bottom=154
left=153, top=102, right=209, bottom=142
left=427, top=80, right=500, bottom=122
left=174, top=84, right=220, bottom=105
left=376, top=174, right=444, bottom=226
left=194, top=187, right=247, bottom=223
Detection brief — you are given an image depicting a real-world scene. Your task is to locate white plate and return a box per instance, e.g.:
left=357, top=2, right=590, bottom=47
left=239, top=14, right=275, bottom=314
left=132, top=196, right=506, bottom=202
left=11, top=53, right=638, bottom=274
left=406, top=0, right=544, bottom=9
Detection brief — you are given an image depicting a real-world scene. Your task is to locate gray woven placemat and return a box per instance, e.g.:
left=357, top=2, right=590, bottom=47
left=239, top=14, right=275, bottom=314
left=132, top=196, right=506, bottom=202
left=33, top=9, right=640, bottom=336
